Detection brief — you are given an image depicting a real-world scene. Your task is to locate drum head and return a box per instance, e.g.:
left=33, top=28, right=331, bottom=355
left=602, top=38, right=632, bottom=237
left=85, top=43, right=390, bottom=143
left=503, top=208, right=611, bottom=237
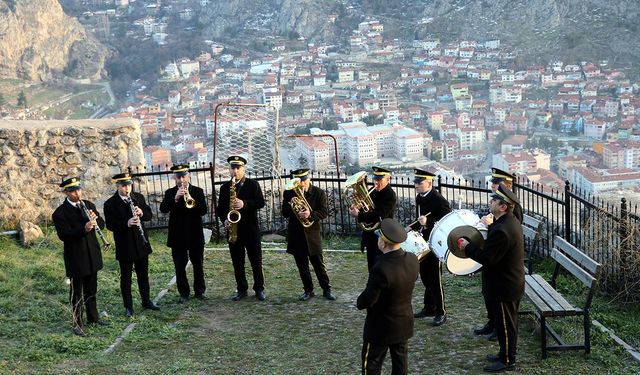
left=447, top=225, right=485, bottom=259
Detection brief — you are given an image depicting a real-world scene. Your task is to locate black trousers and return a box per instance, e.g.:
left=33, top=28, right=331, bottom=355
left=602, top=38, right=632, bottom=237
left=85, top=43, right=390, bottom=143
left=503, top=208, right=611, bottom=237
left=418, top=251, right=445, bottom=315
left=293, top=250, right=331, bottom=293
left=483, top=295, right=496, bottom=330
left=69, top=273, right=99, bottom=327
left=363, top=231, right=382, bottom=271
left=229, top=237, right=264, bottom=293
left=171, top=246, right=205, bottom=297
left=488, top=299, right=520, bottom=364
left=118, top=257, right=150, bottom=309
left=361, top=340, right=408, bottom=375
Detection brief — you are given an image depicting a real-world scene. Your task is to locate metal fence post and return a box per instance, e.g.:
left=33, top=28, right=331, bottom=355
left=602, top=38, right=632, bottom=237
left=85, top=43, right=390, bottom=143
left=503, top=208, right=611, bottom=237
left=564, top=180, right=571, bottom=242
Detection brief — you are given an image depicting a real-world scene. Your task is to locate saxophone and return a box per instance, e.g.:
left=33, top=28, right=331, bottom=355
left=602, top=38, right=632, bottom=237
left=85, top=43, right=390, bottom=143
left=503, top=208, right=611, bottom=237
left=227, top=177, right=241, bottom=244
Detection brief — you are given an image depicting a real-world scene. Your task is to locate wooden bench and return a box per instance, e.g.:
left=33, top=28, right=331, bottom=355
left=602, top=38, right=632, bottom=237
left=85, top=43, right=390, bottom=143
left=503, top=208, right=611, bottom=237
left=522, top=214, right=544, bottom=275
left=523, top=235, right=601, bottom=358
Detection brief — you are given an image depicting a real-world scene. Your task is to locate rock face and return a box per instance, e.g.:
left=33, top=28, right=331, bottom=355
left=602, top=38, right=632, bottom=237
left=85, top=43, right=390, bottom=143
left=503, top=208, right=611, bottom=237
left=0, top=119, right=145, bottom=226
left=0, top=0, right=108, bottom=81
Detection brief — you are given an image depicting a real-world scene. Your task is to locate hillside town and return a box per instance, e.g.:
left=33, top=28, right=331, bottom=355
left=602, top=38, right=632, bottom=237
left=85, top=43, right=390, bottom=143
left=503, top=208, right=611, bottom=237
left=4, top=0, right=640, bottom=198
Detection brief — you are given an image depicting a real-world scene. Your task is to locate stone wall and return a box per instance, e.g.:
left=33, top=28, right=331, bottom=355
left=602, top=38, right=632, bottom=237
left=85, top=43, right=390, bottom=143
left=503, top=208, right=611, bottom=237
left=0, top=119, right=145, bottom=227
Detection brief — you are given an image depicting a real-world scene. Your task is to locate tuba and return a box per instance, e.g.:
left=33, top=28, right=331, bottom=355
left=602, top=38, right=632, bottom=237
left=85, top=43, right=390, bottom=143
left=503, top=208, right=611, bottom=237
left=227, top=177, right=241, bottom=244
left=344, top=171, right=378, bottom=231
left=285, top=178, right=314, bottom=228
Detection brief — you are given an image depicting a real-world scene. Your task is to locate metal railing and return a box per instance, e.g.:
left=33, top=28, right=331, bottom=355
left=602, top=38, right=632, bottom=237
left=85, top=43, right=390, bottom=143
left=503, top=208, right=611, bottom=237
left=130, top=165, right=639, bottom=299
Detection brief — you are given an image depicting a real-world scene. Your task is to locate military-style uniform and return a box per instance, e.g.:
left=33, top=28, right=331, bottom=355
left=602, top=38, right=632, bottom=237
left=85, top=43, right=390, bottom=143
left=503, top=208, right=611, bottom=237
left=357, top=167, right=396, bottom=271
left=52, top=177, right=105, bottom=332
left=160, top=165, right=208, bottom=300
left=409, top=169, right=451, bottom=323
left=464, top=185, right=525, bottom=370
left=357, top=218, right=420, bottom=375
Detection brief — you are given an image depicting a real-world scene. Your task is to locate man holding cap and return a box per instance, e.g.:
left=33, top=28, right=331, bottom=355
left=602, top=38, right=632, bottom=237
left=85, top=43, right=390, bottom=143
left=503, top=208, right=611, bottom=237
left=160, top=164, right=208, bottom=304
left=216, top=155, right=267, bottom=301
left=282, top=168, right=335, bottom=301
left=104, top=172, right=159, bottom=317
left=52, top=177, right=109, bottom=336
left=457, top=184, right=524, bottom=372
left=357, top=218, right=420, bottom=375
left=407, top=169, right=451, bottom=326
left=348, top=166, right=397, bottom=271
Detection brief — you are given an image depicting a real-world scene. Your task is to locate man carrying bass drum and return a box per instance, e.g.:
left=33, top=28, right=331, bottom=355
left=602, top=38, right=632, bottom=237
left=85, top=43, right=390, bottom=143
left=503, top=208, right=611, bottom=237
left=406, top=169, right=452, bottom=327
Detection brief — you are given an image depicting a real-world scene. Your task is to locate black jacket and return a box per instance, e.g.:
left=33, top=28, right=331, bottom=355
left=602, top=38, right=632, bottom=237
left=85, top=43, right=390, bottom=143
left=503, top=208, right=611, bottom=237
left=465, top=212, right=525, bottom=301
left=217, top=177, right=265, bottom=241
left=358, top=184, right=396, bottom=251
left=159, top=184, right=207, bottom=249
left=357, top=249, right=419, bottom=344
left=409, top=188, right=452, bottom=240
left=282, top=184, right=328, bottom=256
left=52, top=199, right=105, bottom=278
left=104, top=191, right=152, bottom=262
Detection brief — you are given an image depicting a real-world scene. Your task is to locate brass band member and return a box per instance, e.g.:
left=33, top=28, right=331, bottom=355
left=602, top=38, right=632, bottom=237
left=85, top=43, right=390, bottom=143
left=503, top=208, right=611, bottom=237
left=104, top=173, right=159, bottom=318
left=160, top=164, right=208, bottom=303
left=52, top=177, right=109, bottom=336
left=458, top=184, right=524, bottom=372
left=216, top=156, right=267, bottom=301
left=407, top=169, right=451, bottom=327
left=475, top=167, right=523, bottom=340
left=357, top=218, right=420, bottom=375
left=348, top=166, right=396, bottom=271
left=282, top=168, right=336, bottom=301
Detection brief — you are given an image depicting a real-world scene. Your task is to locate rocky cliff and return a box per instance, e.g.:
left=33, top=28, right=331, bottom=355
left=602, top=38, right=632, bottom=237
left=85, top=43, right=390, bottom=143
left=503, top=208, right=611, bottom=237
left=0, top=0, right=108, bottom=81
left=0, top=119, right=145, bottom=226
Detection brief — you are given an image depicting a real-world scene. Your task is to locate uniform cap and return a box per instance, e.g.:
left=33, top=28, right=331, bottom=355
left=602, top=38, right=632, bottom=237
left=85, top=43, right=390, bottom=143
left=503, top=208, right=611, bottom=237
left=492, top=184, right=520, bottom=206
left=112, top=172, right=133, bottom=185
left=372, top=166, right=391, bottom=180
left=375, top=218, right=407, bottom=244
left=291, top=168, right=310, bottom=181
left=170, top=164, right=190, bottom=176
left=414, top=168, right=436, bottom=183
left=227, top=155, right=247, bottom=167
left=60, top=177, right=82, bottom=191
left=490, top=167, right=515, bottom=184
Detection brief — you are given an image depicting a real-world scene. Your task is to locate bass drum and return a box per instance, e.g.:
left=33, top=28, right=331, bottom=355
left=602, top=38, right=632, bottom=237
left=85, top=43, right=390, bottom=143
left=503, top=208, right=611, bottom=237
left=428, top=209, right=484, bottom=276
left=401, top=230, right=431, bottom=262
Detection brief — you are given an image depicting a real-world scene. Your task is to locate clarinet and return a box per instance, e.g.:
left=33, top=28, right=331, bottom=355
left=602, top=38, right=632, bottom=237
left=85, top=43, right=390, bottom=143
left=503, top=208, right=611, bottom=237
left=126, top=196, right=148, bottom=244
left=78, top=201, right=111, bottom=250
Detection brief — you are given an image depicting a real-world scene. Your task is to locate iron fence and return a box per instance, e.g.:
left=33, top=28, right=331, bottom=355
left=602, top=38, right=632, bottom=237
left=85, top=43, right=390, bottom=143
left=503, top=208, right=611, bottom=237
left=130, top=166, right=639, bottom=299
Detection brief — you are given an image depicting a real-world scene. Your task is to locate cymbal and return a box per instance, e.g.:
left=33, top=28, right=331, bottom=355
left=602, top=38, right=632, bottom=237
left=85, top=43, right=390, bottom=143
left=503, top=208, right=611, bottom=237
left=447, top=225, right=485, bottom=258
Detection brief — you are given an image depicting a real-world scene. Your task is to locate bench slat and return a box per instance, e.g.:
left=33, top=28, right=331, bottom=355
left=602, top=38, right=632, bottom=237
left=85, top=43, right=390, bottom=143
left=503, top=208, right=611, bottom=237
left=531, top=274, right=577, bottom=315
left=525, top=274, right=567, bottom=314
left=524, top=276, right=553, bottom=314
left=522, top=225, right=537, bottom=240
left=553, top=236, right=601, bottom=275
left=550, top=248, right=597, bottom=289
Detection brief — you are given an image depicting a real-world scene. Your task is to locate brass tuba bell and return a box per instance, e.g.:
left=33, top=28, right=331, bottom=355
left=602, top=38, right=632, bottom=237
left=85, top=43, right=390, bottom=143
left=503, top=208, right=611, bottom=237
left=285, top=177, right=314, bottom=228
left=344, top=171, right=378, bottom=231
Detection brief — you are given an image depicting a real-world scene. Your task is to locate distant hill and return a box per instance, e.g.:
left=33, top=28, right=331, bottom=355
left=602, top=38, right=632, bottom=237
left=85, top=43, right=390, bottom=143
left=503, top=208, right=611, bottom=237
left=199, top=0, right=640, bottom=72
left=0, top=0, right=108, bottom=81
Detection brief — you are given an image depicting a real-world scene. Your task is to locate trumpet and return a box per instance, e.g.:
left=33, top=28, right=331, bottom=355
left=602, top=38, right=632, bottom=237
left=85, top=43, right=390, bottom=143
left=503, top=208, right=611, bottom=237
left=181, top=182, right=196, bottom=209
left=344, top=171, right=378, bottom=231
left=78, top=201, right=110, bottom=250
left=285, top=177, right=314, bottom=228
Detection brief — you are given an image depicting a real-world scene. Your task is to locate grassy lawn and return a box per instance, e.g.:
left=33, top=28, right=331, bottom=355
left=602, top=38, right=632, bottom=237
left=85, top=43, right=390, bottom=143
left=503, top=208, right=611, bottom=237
left=0, top=229, right=638, bottom=374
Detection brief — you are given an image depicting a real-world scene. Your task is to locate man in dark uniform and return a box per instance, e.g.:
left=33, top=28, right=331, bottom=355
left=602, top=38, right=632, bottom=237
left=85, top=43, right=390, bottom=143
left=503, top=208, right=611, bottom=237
left=475, top=167, right=523, bottom=340
left=160, top=164, right=208, bottom=303
left=216, top=155, right=267, bottom=301
left=357, top=218, right=420, bottom=375
left=348, top=166, right=397, bottom=271
left=458, top=185, right=525, bottom=372
left=104, top=172, right=159, bottom=318
left=52, top=177, right=109, bottom=336
left=282, top=168, right=336, bottom=301
left=408, top=169, right=452, bottom=326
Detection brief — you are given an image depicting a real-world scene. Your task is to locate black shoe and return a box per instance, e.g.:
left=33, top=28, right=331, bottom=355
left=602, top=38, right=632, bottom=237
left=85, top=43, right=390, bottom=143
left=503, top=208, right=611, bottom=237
left=195, top=294, right=208, bottom=301
left=178, top=295, right=189, bottom=304
left=125, top=308, right=135, bottom=318
left=413, top=308, right=436, bottom=319
left=72, top=326, right=86, bottom=337
left=93, top=319, right=110, bottom=326
left=483, top=361, right=515, bottom=372
left=488, top=330, right=498, bottom=341
left=231, top=291, right=247, bottom=301
left=256, top=290, right=266, bottom=301
left=486, top=354, right=500, bottom=362
left=322, top=290, right=336, bottom=301
left=299, top=291, right=315, bottom=301
left=474, top=322, right=494, bottom=335
left=431, top=314, right=447, bottom=326
left=142, top=301, right=160, bottom=310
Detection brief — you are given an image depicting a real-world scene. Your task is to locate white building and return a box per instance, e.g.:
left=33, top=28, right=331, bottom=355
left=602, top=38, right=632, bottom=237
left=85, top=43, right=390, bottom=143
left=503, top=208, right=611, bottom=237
left=295, top=137, right=332, bottom=171
left=569, top=167, right=640, bottom=194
